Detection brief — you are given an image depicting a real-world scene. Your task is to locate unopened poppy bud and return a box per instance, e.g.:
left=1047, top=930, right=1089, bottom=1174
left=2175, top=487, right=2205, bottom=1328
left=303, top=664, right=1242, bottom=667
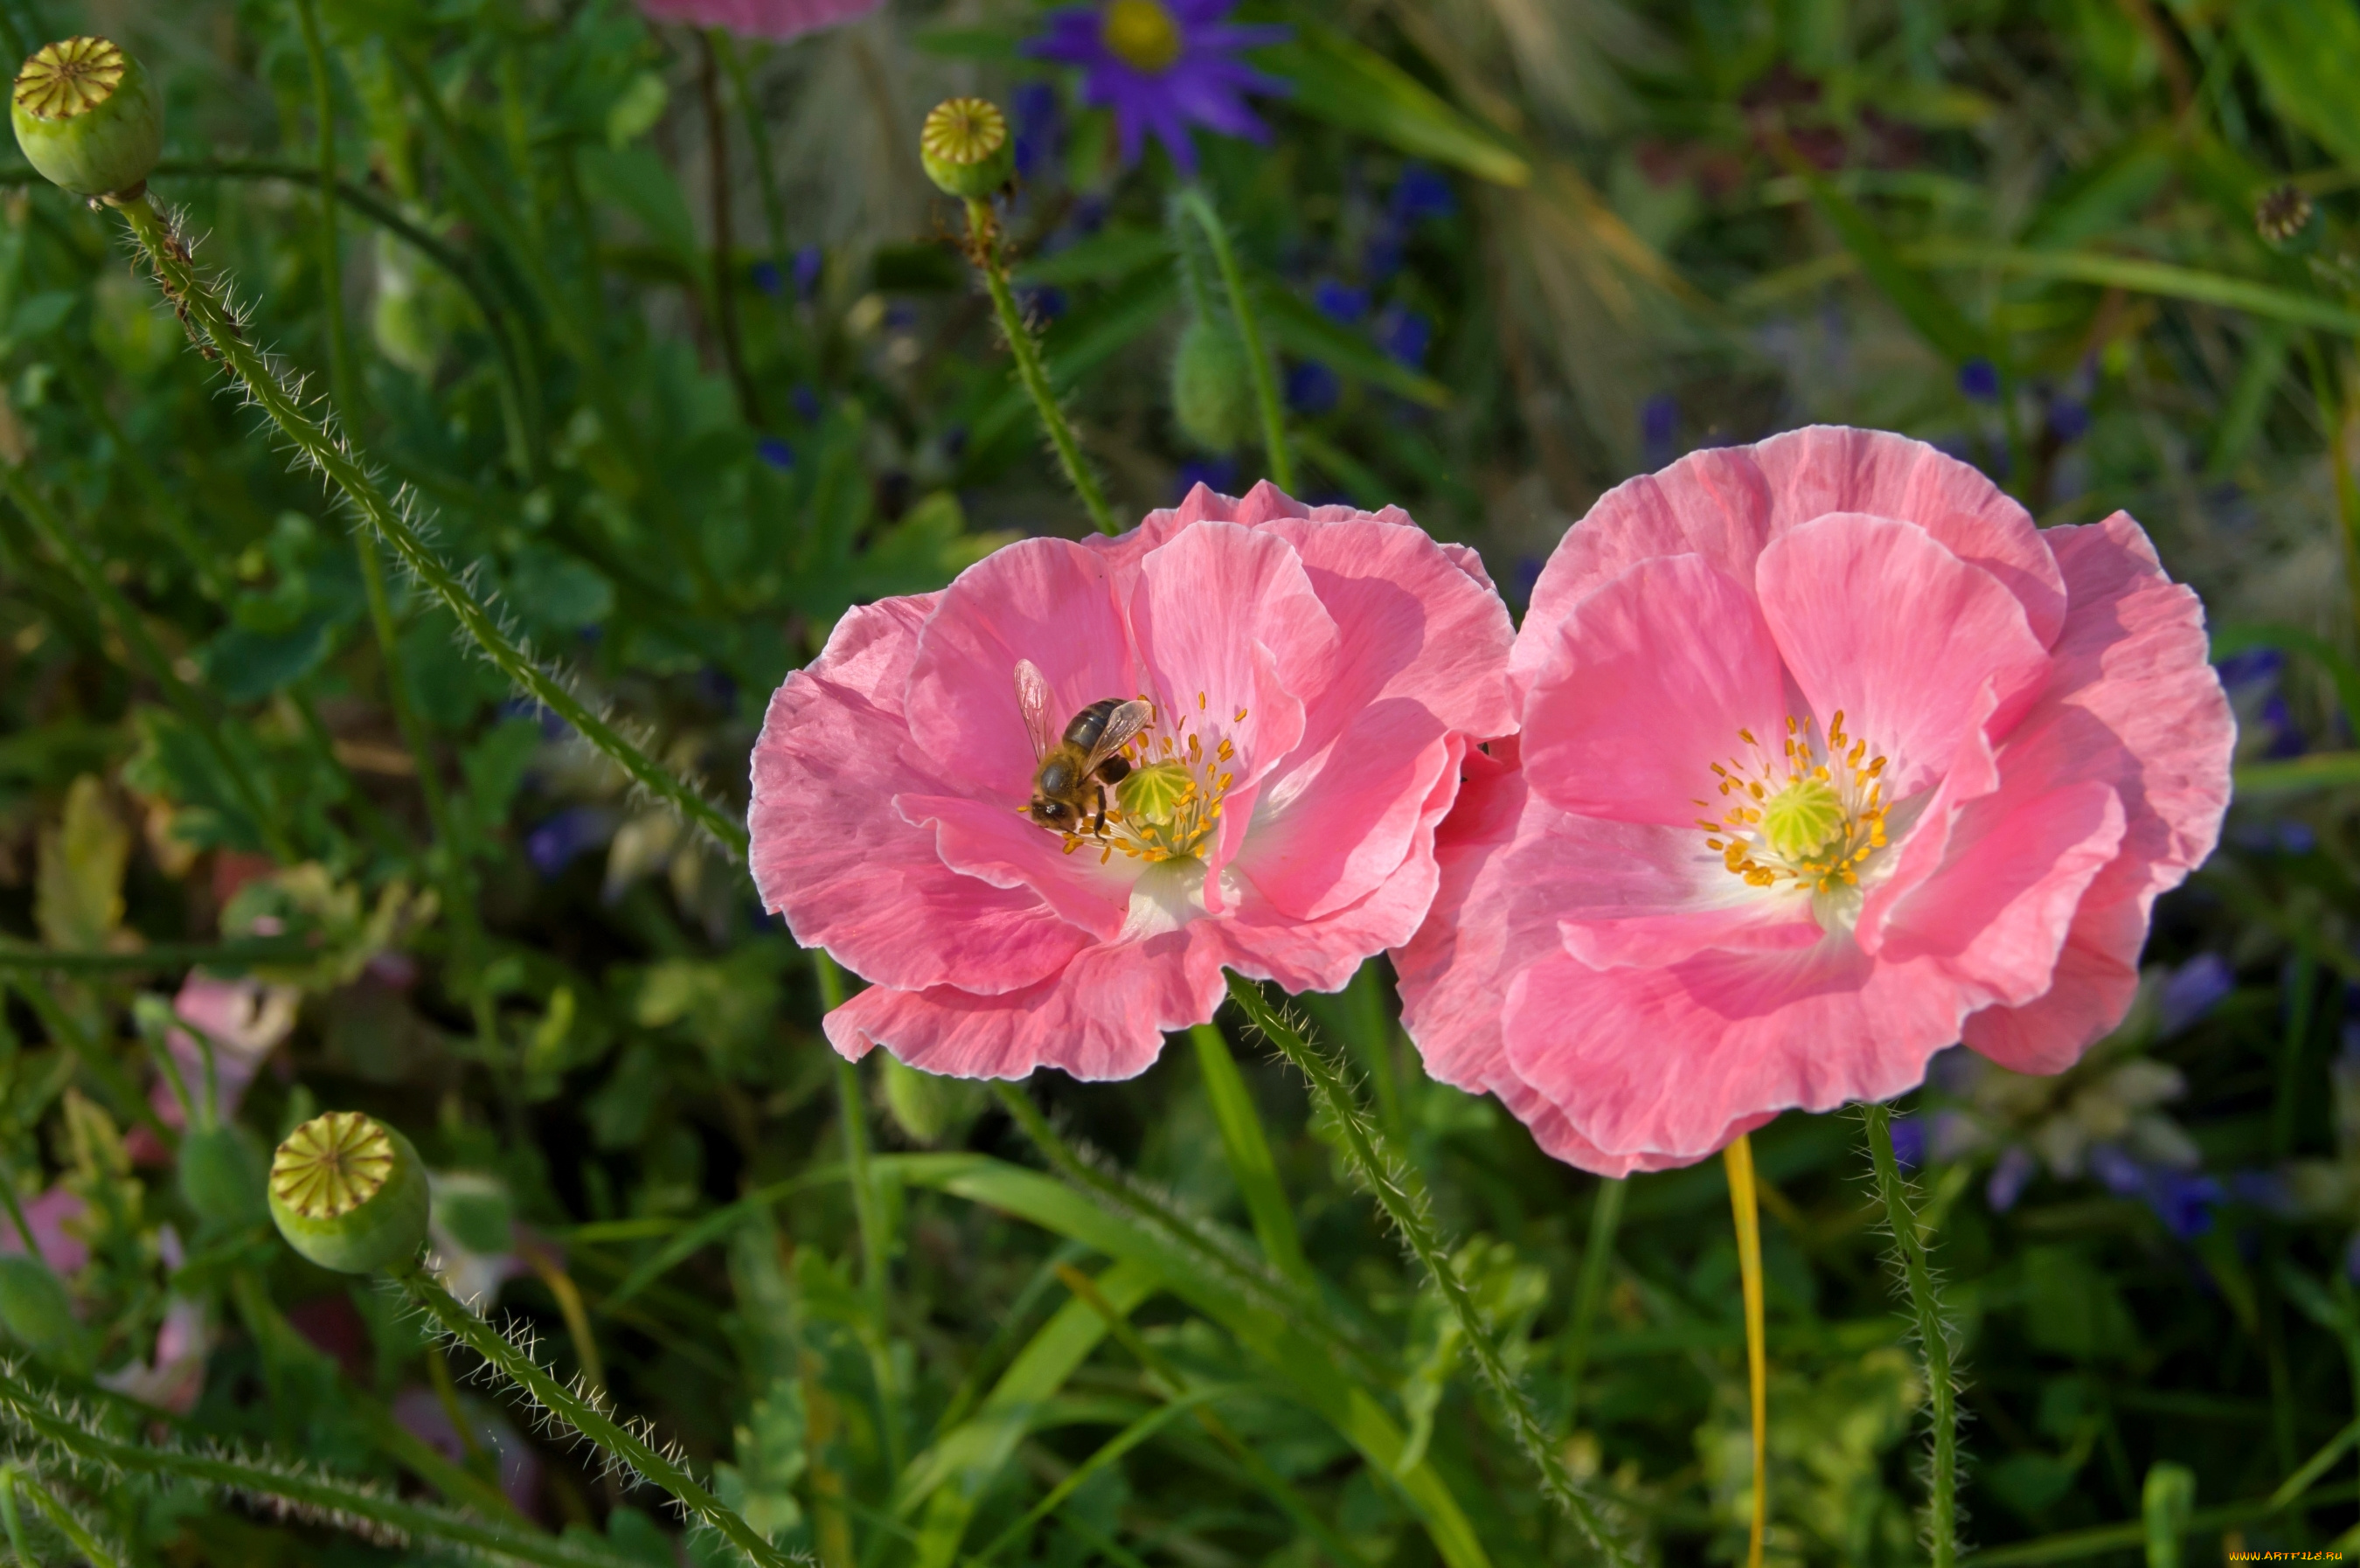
left=10, top=37, right=163, bottom=201
left=180, top=1122, right=269, bottom=1229
left=920, top=97, right=1015, bottom=199
left=1170, top=316, right=1254, bottom=452
left=0, top=1255, right=89, bottom=1373
left=268, top=1110, right=430, bottom=1273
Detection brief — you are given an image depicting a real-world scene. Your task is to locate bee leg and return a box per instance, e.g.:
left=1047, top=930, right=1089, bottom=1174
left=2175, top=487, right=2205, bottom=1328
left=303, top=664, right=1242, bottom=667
left=1089, top=784, right=1107, bottom=836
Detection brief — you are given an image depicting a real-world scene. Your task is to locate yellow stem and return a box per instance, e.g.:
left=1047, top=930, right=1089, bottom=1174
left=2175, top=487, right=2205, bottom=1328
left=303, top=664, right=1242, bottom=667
left=1725, top=1133, right=1768, bottom=1568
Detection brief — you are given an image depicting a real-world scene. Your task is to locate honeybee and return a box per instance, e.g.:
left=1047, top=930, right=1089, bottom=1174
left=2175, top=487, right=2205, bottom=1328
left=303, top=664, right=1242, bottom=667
left=1015, top=659, right=1151, bottom=836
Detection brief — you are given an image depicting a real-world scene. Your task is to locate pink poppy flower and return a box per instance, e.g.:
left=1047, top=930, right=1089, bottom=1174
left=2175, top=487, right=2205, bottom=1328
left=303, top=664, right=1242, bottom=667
left=750, top=483, right=1514, bottom=1079
left=149, top=973, right=299, bottom=1131
left=635, top=0, right=883, bottom=40
left=1396, top=427, right=2234, bottom=1176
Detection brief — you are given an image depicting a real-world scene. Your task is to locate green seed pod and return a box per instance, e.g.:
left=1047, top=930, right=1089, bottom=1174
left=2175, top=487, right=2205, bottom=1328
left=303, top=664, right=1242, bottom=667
left=10, top=38, right=163, bottom=200
left=267, top=1110, right=430, bottom=1274
left=880, top=1054, right=984, bottom=1147
left=920, top=98, right=1015, bottom=200
left=179, top=1121, right=269, bottom=1229
left=0, top=1255, right=89, bottom=1373
left=1170, top=317, right=1255, bottom=453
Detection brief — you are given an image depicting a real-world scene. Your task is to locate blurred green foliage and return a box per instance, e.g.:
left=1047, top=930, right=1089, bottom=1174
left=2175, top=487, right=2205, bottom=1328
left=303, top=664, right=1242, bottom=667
left=1, top=0, right=2359, bottom=1563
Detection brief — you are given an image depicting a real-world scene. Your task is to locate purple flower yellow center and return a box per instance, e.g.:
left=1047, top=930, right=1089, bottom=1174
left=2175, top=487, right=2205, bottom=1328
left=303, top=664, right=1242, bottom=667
left=1100, top=0, right=1183, bottom=73
left=1697, top=710, right=1890, bottom=896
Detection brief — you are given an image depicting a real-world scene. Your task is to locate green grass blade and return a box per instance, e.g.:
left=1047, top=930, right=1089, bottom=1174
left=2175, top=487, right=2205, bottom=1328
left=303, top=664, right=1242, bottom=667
left=887, top=1152, right=1496, bottom=1568
left=1191, top=1024, right=1312, bottom=1287
left=1259, top=25, right=1530, bottom=187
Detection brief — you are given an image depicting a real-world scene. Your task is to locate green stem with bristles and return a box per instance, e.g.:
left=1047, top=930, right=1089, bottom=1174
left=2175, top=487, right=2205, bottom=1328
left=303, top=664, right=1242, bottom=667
left=1173, top=187, right=1294, bottom=493
left=961, top=197, right=1119, bottom=536
left=0, top=1364, right=635, bottom=1568
left=113, top=192, right=748, bottom=861
left=1864, top=1100, right=1961, bottom=1568
left=12, top=1471, right=121, bottom=1568
left=1224, top=974, right=1631, bottom=1565
left=396, top=1268, right=799, bottom=1568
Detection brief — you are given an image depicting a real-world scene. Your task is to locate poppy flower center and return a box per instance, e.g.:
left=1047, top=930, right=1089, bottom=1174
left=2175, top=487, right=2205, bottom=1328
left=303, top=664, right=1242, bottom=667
left=1051, top=690, right=1241, bottom=866
left=1101, top=0, right=1183, bottom=73
left=1696, top=710, right=1890, bottom=894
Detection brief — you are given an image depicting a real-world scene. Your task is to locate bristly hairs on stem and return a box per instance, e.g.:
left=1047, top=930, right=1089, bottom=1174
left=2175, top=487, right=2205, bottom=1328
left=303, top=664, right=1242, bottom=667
left=0, top=1359, right=645, bottom=1567
left=1858, top=1100, right=1968, bottom=1568
left=1225, top=973, right=1639, bottom=1567
left=110, top=191, right=752, bottom=864
left=392, top=1267, right=808, bottom=1568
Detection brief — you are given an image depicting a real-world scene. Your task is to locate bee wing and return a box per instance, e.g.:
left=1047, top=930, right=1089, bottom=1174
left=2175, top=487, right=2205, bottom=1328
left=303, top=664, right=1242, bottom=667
left=1013, top=659, right=1058, bottom=761
left=1082, top=700, right=1154, bottom=772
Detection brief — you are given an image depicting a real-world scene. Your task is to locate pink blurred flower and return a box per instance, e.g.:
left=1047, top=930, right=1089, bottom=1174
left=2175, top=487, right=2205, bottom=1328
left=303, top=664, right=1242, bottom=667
left=750, top=483, right=1514, bottom=1079
left=1396, top=427, right=2234, bottom=1176
left=0, top=1185, right=89, bottom=1275
left=635, top=0, right=883, bottom=40
left=101, top=1295, right=211, bottom=1415
left=149, top=973, right=299, bottom=1132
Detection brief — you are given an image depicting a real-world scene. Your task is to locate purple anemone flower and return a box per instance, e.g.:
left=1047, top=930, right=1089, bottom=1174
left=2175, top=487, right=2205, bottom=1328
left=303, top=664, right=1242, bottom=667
left=1026, top=1, right=1289, bottom=176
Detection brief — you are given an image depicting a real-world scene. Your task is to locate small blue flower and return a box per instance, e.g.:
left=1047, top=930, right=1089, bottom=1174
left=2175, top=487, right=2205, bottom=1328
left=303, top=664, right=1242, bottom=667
left=497, top=697, right=571, bottom=741
left=2158, top=954, right=2234, bottom=1037
left=1641, top=393, right=1680, bottom=469
left=2047, top=396, right=2090, bottom=443
left=1313, top=279, right=1369, bottom=323
left=758, top=437, right=796, bottom=472
left=1013, top=80, right=1064, bottom=181
left=1887, top=1114, right=1926, bottom=1171
left=793, top=246, right=823, bottom=298
left=1019, top=285, right=1069, bottom=320
left=1958, top=357, right=2001, bottom=403
left=1511, top=554, right=1544, bottom=606
left=1286, top=359, right=1340, bottom=415
left=1175, top=454, right=1237, bottom=501
left=751, top=260, right=786, bottom=298
left=792, top=385, right=823, bottom=425
left=2213, top=648, right=2284, bottom=688
left=1987, top=1145, right=2037, bottom=1211
left=526, top=808, right=611, bottom=878
left=2149, top=1170, right=2221, bottom=1239
left=1373, top=305, right=1431, bottom=368
left=1390, top=162, right=1455, bottom=225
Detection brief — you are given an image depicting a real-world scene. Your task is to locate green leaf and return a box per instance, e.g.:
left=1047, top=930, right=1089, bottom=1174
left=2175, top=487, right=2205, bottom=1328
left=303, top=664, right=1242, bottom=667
left=886, top=1154, right=1496, bottom=1568
left=2233, top=752, right=2360, bottom=799
left=1012, top=226, right=1172, bottom=289
left=1259, top=26, right=1529, bottom=188
left=35, top=776, right=127, bottom=953
left=1782, top=155, right=1989, bottom=364
left=1190, top=1025, right=1311, bottom=1287
left=897, top=1259, right=1161, bottom=1567
left=1905, top=245, right=2360, bottom=336
left=2232, top=0, right=2360, bottom=173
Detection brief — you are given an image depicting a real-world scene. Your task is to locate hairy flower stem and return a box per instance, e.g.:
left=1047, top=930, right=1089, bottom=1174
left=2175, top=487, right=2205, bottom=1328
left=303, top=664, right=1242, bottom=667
left=8, top=1468, right=121, bottom=1567
left=1725, top=1134, right=1768, bottom=1568
left=1225, top=974, right=1630, bottom=1565
left=113, top=193, right=749, bottom=861
left=0, top=1364, right=633, bottom=1568
left=397, top=1267, right=797, bottom=1568
left=0, top=462, right=294, bottom=863
left=1863, top=1101, right=1960, bottom=1568
left=960, top=197, right=1119, bottom=536
left=1172, top=187, right=1294, bottom=493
